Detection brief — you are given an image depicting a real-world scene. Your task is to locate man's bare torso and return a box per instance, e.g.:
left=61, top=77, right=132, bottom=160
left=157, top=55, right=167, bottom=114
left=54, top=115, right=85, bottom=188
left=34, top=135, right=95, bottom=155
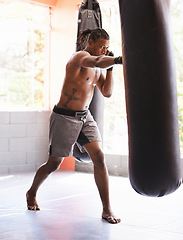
left=57, top=51, right=101, bottom=111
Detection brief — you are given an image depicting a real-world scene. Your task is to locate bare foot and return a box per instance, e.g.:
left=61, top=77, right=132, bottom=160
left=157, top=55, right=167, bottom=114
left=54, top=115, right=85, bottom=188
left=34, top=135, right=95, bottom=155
left=26, top=191, right=40, bottom=211
left=102, top=211, right=121, bottom=224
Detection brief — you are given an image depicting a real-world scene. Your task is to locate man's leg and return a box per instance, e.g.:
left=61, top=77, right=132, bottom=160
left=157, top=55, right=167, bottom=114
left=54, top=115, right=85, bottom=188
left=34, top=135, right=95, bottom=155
left=84, top=142, right=121, bottom=224
left=26, top=155, right=64, bottom=210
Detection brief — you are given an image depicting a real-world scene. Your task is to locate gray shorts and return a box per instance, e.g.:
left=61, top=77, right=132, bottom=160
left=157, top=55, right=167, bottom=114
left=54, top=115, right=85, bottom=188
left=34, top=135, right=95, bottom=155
left=49, top=107, right=102, bottom=157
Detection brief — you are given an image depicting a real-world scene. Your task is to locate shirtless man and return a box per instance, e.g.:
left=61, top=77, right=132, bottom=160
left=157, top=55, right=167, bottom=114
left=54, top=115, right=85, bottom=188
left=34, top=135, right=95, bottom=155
left=26, top=28, right=122, bottom=224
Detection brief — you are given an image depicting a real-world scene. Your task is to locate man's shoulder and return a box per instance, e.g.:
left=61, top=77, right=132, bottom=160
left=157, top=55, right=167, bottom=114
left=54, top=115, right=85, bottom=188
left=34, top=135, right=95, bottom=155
left=68, top=51, right=90, bottom=67
left=73, top=50, right=90, bottom=58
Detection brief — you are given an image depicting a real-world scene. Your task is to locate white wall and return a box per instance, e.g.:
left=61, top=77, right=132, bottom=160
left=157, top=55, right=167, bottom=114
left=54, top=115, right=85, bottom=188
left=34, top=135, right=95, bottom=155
left=75, top=154, right=129, bottom=177
left=0, top=111, right=50, bottom=175
left=49, top=0, right=79, bottom=109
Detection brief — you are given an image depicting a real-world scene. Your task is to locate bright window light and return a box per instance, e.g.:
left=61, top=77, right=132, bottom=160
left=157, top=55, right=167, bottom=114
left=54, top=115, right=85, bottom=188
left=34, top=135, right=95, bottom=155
left=0, top=0, right=50, bottom=110
left=100, top=0, right=128, bottom=155
left=172, top=0, right=183, bottom=156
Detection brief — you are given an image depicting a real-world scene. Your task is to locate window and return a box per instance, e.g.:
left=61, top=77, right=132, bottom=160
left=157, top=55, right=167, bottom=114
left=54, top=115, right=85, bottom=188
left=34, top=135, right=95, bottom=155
left=0, top=0, right=50, bottom=110
left=101, top=0, right=183, bottom=156
left=171, top=0, right=183, bottom=156
left=100, top=1, right=128, bottom=155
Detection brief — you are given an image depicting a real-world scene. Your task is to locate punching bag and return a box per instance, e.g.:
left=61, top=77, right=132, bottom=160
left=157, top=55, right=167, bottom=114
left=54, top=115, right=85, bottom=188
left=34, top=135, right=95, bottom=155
left=76, top=0, right=102, bottom=48
left=119, top=0, right=182, bottom=196
left=74, top=0, right=104, bottom=162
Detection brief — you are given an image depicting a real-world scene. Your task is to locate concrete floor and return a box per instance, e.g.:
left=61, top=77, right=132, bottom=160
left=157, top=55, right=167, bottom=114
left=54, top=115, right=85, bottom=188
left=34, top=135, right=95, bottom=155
left=0, top=170, right=183, bottom=240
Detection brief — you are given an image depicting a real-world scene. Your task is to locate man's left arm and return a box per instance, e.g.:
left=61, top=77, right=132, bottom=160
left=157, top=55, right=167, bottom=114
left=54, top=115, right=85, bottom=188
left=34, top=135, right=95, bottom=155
left=96, top=70, right=114, bottom=98
left=96, top=51, right=120, bottom=97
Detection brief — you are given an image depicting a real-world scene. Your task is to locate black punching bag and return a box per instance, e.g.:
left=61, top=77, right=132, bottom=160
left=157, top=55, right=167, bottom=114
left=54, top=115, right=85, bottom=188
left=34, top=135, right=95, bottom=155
left=73, top=0, right=104, bottom=162
left=119, top=0, right=182, bottom=196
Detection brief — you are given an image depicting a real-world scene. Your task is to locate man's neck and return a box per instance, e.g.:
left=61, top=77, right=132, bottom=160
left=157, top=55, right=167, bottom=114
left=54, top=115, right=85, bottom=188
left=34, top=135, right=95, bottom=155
left=84, top=47, right=92, bottom=55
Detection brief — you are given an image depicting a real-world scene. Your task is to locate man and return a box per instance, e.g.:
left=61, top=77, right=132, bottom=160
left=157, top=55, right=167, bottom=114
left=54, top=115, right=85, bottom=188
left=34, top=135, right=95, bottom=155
left=26, top=28, right=122, bottom=224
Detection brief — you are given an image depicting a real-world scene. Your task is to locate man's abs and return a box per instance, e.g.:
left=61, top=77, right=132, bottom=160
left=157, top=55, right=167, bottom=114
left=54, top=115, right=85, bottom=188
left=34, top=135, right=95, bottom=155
left=57, top=85, right=94, bottom=111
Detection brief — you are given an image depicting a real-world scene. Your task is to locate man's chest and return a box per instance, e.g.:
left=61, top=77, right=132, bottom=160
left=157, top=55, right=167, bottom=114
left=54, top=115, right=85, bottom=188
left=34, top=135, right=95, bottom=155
left=80, top=67, right=100, bottom=84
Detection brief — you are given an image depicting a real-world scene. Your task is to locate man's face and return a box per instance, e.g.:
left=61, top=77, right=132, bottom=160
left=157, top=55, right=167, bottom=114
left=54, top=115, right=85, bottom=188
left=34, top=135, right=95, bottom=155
left=90, top=38, right=109, bottom=56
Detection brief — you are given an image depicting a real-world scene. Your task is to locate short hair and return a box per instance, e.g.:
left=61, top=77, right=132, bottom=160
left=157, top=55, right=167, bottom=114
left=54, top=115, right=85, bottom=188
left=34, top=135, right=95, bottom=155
left=76, top=28, right=109, bottom=51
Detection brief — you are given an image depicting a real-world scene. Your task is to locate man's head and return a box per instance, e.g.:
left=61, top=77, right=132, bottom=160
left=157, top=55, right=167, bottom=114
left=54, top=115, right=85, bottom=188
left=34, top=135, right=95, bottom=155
left=77, top=28, right=110, bottom=55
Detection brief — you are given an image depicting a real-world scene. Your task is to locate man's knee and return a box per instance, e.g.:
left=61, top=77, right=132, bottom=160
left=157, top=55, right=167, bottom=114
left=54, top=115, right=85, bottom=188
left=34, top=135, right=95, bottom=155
left=46, top=156, right=63, bottom=174
left=92, top=150, right=105, bottom=169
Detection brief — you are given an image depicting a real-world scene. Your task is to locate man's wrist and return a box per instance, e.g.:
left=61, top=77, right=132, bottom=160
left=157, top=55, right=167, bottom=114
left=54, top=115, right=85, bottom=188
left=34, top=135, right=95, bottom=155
left=114, top=56, right=122, bottom=64
left=107, top=67, right=113, bottom=71
left=107, top=51, right=114, bottom=71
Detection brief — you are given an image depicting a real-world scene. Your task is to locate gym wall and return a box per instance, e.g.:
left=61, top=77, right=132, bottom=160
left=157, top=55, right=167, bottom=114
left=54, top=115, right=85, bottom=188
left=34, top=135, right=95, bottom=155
left=0, top=111, right=50, bottom=174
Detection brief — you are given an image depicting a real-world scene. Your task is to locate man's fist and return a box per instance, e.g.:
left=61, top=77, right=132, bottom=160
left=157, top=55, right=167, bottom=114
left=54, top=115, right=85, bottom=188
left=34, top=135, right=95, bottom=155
left=106, top=50, right=114, bottom=57
left=114, top=56, right=122, bottom=64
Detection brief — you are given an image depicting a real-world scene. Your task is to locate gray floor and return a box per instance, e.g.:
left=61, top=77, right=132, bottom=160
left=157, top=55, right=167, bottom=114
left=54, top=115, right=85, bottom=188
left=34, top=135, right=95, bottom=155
left=0, top=170, right=183, bottom=240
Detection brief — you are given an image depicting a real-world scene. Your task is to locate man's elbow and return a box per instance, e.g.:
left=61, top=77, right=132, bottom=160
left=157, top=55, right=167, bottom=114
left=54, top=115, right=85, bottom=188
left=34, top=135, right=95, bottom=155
left=102, top=87, right=113, bottom=98
left=103, top=92, right=112, bottom=98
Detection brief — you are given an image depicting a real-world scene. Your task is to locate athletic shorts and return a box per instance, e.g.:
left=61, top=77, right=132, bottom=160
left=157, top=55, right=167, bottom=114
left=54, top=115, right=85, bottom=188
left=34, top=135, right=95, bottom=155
left=49, top=106, right=102, bottom=157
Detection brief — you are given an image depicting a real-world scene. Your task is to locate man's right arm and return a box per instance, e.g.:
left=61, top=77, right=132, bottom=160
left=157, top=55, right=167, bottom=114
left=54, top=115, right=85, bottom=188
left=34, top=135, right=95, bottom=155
left=73, top=51, right=122, bottom=69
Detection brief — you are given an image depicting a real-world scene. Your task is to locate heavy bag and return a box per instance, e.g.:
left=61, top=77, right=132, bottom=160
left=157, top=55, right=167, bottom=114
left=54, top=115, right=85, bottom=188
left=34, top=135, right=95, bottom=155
left=76, top=0, right=102, bottom=50
left=74, top=0, right=104, bottom=162
left=119, top=0, right=182, bottom=196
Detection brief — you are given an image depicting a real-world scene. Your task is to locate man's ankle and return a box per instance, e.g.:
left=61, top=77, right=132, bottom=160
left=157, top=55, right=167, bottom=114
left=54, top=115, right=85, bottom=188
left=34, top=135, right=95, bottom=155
left=27, top=189, right=36, bottom=198
left=103, top=206, right=112, bottom=214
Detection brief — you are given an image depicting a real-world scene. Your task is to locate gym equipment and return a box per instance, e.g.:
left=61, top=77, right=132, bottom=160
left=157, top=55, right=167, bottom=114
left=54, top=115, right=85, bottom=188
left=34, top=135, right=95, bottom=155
left=74, top=0, right=103, bottom=162
left=119, top=0, right=182, bottom=196
left=76, top=0, right=102, bottom=50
